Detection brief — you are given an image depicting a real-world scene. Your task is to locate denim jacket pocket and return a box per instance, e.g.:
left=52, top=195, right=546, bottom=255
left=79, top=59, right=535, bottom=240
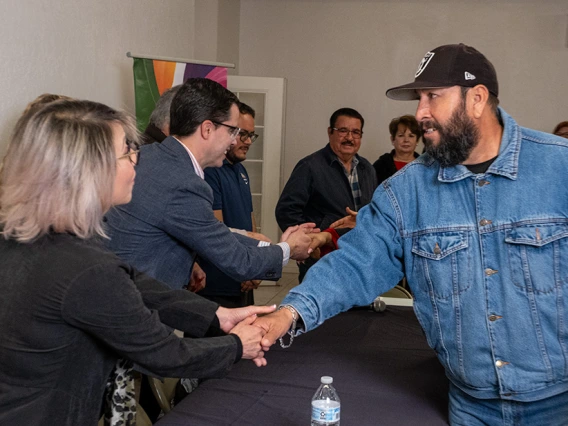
left=505, top=222, right=568, bottom=293
left=411, top=231, right=471, bottom=299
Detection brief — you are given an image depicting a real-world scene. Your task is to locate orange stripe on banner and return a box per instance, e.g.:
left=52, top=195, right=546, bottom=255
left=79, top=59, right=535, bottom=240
left=153, top=60, right=176, bottom=95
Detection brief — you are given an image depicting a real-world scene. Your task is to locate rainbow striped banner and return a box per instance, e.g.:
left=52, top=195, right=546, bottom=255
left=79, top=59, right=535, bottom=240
left=132, top=57, right=228, bottom=131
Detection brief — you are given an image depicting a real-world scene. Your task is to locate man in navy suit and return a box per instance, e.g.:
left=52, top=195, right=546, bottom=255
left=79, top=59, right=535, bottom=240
left=105, top=78, right=312, bottom=290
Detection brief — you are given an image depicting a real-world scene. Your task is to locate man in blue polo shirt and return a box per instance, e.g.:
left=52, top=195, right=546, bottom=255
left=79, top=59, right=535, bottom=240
left=199, top=102, right=266, bottom=307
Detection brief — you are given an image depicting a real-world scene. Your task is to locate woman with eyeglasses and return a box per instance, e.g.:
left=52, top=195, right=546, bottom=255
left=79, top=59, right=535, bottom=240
left=0, top=99, right=273, bottom=426
left=373, top=115, right=422, bottom=185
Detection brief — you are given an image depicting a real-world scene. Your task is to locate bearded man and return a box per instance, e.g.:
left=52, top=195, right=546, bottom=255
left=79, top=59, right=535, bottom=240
left=255, top=44, right=568, bottom=425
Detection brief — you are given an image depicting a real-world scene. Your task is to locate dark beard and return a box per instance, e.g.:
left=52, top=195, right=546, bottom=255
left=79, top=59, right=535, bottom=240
left=225, top=148, right=243, bottom=164
left=423, top=104, right=479, bottom=167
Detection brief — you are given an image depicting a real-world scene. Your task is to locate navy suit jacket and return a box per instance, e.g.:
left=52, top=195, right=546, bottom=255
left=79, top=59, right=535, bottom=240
left=105, top=136, right=283, bottom=289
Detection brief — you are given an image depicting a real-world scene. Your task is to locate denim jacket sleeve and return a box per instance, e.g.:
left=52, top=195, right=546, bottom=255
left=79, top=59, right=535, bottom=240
left=275, top=160, right=313, bottom=231
left=282, top=186, right=405, bottom=332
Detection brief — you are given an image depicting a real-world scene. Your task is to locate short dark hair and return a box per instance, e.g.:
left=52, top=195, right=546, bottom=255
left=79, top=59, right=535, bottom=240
left=553, top=121, right=568, bottom=135
left=389, top=115, right=421, bottom=141
left=238, top=102, right=255, bottom=118
left=329, top=108, right=364, bottom=131
left=169, top=78, right=239, bottom=137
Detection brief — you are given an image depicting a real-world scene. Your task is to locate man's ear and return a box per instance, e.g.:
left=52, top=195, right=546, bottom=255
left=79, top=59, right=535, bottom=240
left=469, top=85, right=490, bottom=119
left=201, top=121, right=214, bottom=139
left=327, top=127, right=333, bottom=138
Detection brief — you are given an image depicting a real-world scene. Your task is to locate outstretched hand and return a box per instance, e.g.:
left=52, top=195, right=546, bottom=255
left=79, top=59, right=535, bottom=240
left=253, top=308, right=295, bottom=352
left=229, top=315, right=266, bottom=366
left=329, top=207, right=358, bottom=229
left=280, top=225, right=313, bottom=261
left=308, top=232, right=333, bottom=260
left=216, top=304, right=277, bottom=333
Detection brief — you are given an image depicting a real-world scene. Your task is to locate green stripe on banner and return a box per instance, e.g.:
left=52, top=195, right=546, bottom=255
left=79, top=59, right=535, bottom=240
left=133, top=58, right=160, bottom=132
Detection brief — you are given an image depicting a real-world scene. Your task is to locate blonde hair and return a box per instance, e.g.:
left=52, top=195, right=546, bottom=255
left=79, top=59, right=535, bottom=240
left=22, top=93, right=73, bottom=117
left=0, top=99, right=138, bottom=242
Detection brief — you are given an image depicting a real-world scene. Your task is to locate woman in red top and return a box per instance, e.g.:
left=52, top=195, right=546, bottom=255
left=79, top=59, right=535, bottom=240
left=372, top=115, right=422, bottom=185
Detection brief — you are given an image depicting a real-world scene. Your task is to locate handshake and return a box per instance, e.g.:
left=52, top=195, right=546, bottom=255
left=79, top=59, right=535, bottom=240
left=218, top=214, right=362, bottom=365
left=281, top=208, right=359, bottom=261
left=215, top=304, right=298, bottom=367
left=278, top=222, right=319, bottom=261
left=244, top=222, right=322, bottom=262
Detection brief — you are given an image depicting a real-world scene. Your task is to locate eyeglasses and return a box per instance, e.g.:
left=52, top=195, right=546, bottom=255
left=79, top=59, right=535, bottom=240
left=332, top=127, right=363, bottom=139
left=117, top=140, right=140, bottom=166
left=555, top=132, right=568, bottom=139
left=211, top=120, right=241, bottom=140
left=238, top=130, right=259, bottom=144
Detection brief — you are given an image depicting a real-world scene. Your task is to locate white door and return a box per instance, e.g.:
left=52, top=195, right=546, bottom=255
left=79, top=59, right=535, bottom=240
left=228, top=76, right=286, bottom=245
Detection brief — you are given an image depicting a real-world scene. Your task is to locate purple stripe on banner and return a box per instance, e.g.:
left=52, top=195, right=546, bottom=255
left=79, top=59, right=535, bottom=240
left=183, top=64, right=228, bottom=87
left=183, top=63, right=215, bottom=81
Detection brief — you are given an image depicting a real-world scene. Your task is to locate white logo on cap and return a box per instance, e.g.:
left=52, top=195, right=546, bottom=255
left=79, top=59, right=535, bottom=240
left=415, top=51, right=435, bottom=78
left=465, top=72, right=476, bottom=80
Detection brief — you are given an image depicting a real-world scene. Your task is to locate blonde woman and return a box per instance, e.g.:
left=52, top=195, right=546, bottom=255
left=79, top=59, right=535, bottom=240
left=0, top=99, right=273, bottom=426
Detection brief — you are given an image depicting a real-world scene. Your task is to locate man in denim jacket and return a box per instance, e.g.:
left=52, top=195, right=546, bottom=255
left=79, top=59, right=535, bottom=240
left=256, top=44, right=568, bottom=424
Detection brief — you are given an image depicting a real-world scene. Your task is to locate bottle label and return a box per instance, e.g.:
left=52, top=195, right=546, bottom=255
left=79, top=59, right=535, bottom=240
left=311, top=401, right=340, bottom=422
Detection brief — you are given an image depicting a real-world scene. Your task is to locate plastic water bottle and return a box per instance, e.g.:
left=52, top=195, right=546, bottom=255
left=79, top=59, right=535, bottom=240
left=311, top=376, right=340, bottom=426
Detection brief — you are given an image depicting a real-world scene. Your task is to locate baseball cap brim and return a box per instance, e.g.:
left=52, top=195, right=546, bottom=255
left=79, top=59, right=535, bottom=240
left=386, top=81, right=454, bottom=101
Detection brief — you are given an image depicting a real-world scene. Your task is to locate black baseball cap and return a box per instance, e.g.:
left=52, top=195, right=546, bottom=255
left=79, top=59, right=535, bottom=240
left=386, top=43, right=499, bottom=101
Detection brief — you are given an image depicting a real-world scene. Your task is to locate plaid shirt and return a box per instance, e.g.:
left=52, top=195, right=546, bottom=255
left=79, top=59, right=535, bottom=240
left=339, top=156, right=362, bottom=211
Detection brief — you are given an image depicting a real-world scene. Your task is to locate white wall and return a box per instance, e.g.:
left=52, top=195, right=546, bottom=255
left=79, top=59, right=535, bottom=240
left=0, top=0, right=196, bottom=156
left=238, top=0, right=568, bottom=183
left=194, top=0, right=241, bottom=74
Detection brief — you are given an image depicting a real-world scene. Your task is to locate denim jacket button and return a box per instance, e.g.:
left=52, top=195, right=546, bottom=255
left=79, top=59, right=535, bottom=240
left=485, top=268, right=498, bottom=276
left=478, top=179, right=490, bottom=187
left=489, top=315, right=501, bottom=321
left=480, top=219, right=493, bottom=226
left=495, top=360, right=503, bottom=367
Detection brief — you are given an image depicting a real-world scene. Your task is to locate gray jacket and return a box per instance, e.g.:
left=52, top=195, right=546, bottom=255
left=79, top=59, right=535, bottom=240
left=105, top=136, right=283, bottom=289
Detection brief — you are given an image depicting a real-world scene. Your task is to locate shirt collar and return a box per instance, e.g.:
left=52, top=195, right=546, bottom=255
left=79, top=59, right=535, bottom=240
left=438, top=107, right=520, bottom=183
left=173, top=137, right=204, bottom=179
left=324, top=143, right=360, bottom=171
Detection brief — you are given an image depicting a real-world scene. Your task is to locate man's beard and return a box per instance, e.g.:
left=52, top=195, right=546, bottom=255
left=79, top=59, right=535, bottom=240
left=422, top=103, right=480, bottom=167
left=225, top=147, right=245, bottom=164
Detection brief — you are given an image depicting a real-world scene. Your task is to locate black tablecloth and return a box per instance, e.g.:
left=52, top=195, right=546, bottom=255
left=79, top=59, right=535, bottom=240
left=156, top=306, right=449, bottom=425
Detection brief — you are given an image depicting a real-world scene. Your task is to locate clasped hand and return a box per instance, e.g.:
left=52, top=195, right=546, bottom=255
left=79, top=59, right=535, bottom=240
left=216, top=305, right=297, bottom=366
left=280, top=222, right=320, bottom=261
left=216, top=305, right=279, bottom=367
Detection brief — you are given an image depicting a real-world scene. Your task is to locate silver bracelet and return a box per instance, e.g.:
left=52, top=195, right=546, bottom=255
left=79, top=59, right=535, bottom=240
left=278, top=305, right=298, bottom=349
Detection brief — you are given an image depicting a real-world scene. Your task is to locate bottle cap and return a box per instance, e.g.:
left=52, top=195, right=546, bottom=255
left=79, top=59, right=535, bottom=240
left=321, top=376, right=333, bottom=384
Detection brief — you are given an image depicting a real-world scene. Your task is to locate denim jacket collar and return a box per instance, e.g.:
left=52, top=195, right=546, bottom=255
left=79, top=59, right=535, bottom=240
left=437, top=107, right=520, bottom=183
